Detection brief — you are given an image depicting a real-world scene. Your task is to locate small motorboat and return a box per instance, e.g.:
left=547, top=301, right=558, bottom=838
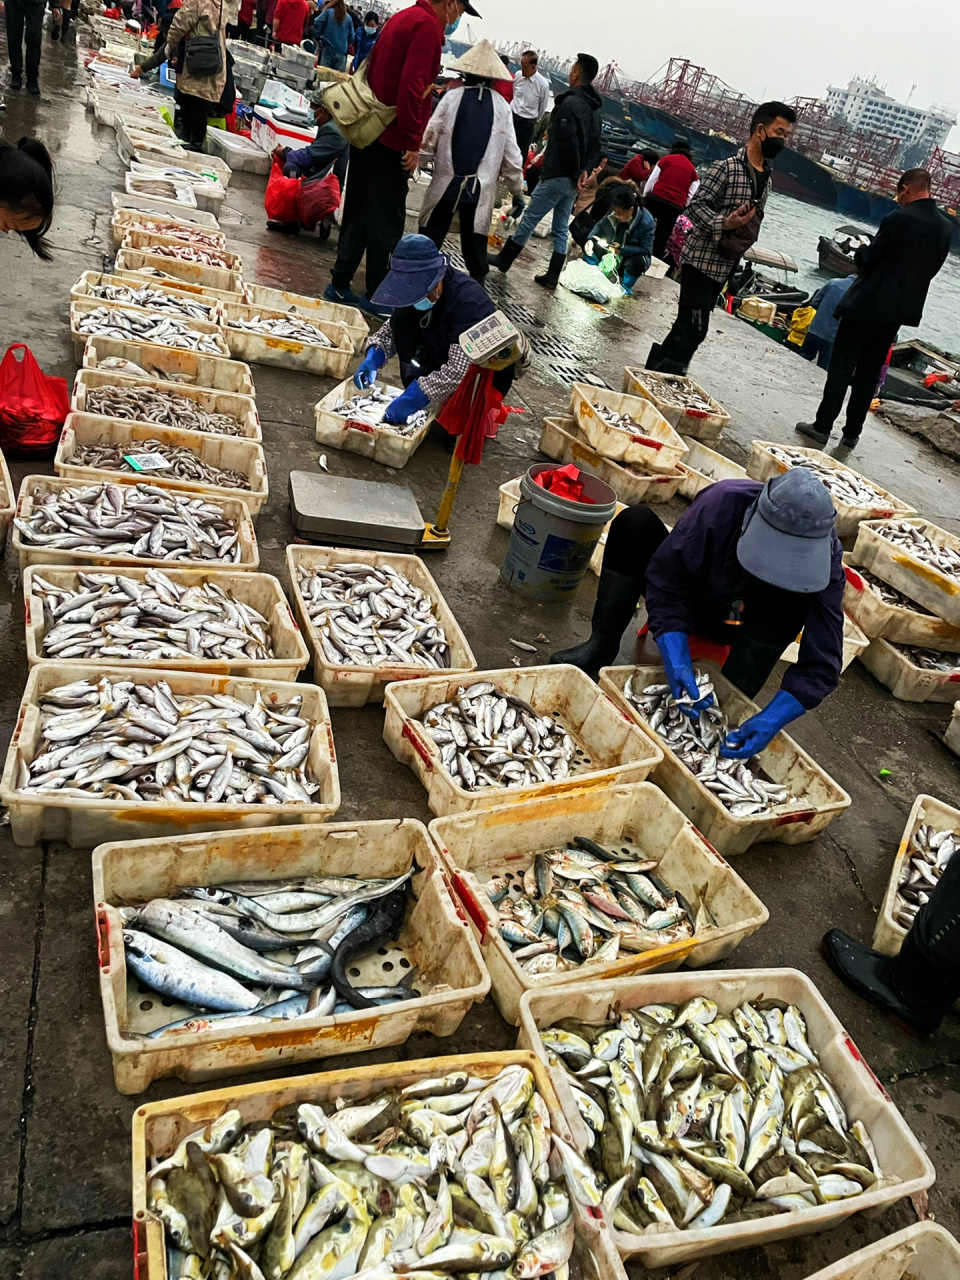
left=817, top=225, right=873, bottom=276
left=881, top=339, right=960, bottom=406
left=728, top=248, right=810, bottom=313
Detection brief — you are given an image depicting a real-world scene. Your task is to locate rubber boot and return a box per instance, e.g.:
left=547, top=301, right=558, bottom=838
left=489, top=238, right=523, bottom=273
left=645, top=342, right=689, bottom=375
left=535, top=252, right=566, bottom=289
left=550, top=569, right=641, bottom=677
left=821, top=927, right=954, bottom=1036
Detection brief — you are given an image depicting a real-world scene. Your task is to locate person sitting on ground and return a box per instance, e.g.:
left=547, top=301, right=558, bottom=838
left=351, top=8, right=378, bottom=69
left=584, top=186, right=655, bottom=291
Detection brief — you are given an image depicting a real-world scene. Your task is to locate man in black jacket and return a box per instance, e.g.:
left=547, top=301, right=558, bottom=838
left=797, top=168, right=951, bottom=450
left=489, top=53, right=602, bottom=288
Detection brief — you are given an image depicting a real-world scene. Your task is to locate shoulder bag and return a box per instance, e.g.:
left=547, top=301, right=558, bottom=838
left=184, top=0, right=224, bottom=77
left=321, top=60, right=397, bottom=149
left=717, top=156, right=765, bottom=260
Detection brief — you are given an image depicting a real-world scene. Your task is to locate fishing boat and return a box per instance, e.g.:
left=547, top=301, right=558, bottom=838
left=881, top=339, right=960, bottom=406
left=817, top=225, right=873, bottom=276
left=728, top=247, right=810, bottom=312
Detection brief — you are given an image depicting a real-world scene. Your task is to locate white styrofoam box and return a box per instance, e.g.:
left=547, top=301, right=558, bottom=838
left=204, top=127, right=271, bottom=174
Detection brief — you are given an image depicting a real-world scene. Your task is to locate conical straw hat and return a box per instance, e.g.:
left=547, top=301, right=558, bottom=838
left=446, top=40, right=510, bottom=82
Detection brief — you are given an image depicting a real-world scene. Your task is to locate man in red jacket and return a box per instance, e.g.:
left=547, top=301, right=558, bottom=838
left=325, top=0, right=479, bottom=319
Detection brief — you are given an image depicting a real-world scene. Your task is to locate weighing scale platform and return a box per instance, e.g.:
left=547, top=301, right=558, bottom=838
left=289, top=471, right=425, bottom=551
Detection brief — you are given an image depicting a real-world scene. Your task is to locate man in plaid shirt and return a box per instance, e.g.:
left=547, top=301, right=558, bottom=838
left=647, top=101, right=796, bottom=373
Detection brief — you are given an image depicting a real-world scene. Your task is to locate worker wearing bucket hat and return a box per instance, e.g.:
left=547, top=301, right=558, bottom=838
left=552, top=469, right=846, bottom=756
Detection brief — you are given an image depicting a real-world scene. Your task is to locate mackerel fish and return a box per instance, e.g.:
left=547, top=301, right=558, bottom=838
left=229, top=314, right=334, bottom=347
left=71, top=437, right=251, bottom=490
left=765, top=445, right=888, bottom=508
left=332, top=383, right=428, bottom=437
left=85, top=282, right=216, bottom=322
left=296, top=561, right=451, bottom=670
left=541, top=998, right=890, bottom=1238
left=75, top=305, right=225, bottom=355
left=875, top=520, right=960, bottom=581
left=852, top=565, right=932, bottom=614
left=895, top=821, right=958, bottom=930
left=146, top=1065, right=581, bottom=1280
left=84, top=384, right=246, bottom=436
left=633, top=370, right=715, bottom=413
left=891, top=641, right=960, bottom=672
left=18, top=676, right=321, bottom=805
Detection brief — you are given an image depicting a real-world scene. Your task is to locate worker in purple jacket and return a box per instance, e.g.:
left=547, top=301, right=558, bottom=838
left=552, top=470, right=845, bottom=758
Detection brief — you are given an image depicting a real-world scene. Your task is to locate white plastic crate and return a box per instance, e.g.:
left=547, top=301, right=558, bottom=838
left=72, top=368, right=261, bottom=442
left=872, top=793, right=960, bottom=956
left=570, top=383, right=687, bottom=472
left=1, top=665, right=338, bottom=847
left=0, top=447, right=14, bottom=553
left=802, top=1224, right=960, bottom=1280
left=383, top=664, right=664, bottom=817
left=948, top=702, right=960, bottom=757
left=497, top=475, right=625, bottom=576
left=600, top=662, right=851, bottom=856
left=516, top=969, right=934, bottom=1269
left=70, top=269, right=225, bottom=328
left=114, top=246, right=243, bottom=295
left=314, top=377, right=434, bottom=469
left=852, top=518, right=960, bottom=628
left=429, top=780, right=768, bottom=1025
left=204, top=126, right=271, bottom=174
left=120, top=226, right=241, bottom=273
left=782, top=612, right=870, bottom=673
left=859, top=634, right=960, bottom=702
left=124, top=169, right=196, bottom=211
left=222, top=301, right=352, bottom=377
left=842, top=556, right=960, bottom=650
left=623, top=366, right=730, bottom=443
left=110, top=190, right=220, bottom=230
left=286, top=545, right=477, bottom=706
left=538, top=415, right=685, bottom=505
left=83, top=337, right=255, bottom=396
left=243, top=283, right=368, bottom=352
left=677, top=436, right=748, bottom=500
left=132, top=147, right=232, bottom=189
left=69, top=295, right=230, bottom=363
left=109, top=207, right=225, bottom=252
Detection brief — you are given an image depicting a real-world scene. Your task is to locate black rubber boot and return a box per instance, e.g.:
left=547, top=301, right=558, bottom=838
left=550, top=569, right=641, bottom=677
left=645, top=342, right=688, bottom=375
left=796, top=421, right=831, bottom=446
left=535, top=252, right=566, bottom=289
left=821, top=928, right=948, bottom=1036
left=489, top=238, right=522, bottom=273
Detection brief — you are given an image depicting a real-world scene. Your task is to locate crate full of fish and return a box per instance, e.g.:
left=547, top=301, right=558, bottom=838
left=0, top=665, right=339, bottom=847
left=221, top=301, right=353, bottom=378
left=677, top=437, right=748, bottom=501
left=130, top=1050, right=625, bottom=1280
left=600, top=663, right=851, bottom=857
left=746, top=442, right=916, bottom=543
left=538, top=416, right=685, bottom=506
left=859, top=634, right=960, bottom=702
left=83, top=337, right=255, bottom=396
left=124, top=169, right=198, bottom=212
left=383, top=665, right=663, bottom=818
left=13, top=475, right=259, bottom=574
left=570, top=384, right=687, bottom=473
left=121, top=227, right=241, bottom=273
left=429, top=780, right=768, bottom=1026
left=69, top=296, right=230, bottom=363
left=0, top=447, right=14, bottom=554
left=802, top=1223, right=960, bottom=1280
left=781, top=612, right=869, bottom=674
left=286, top=546, right=476, bottom=707
left=72, top=369, right=262, bottom=442
left=115, top=245, right=243, bottom=296
left=23, top=566, right=309, bottom=680
left=872, top=793, right=960, bottom=957
left=109, top=207, right=226, bottom=251
left=515, top=968, right=934, bottom=1268
left=93, top=817, right=490, bottom=1091
left=243, top=283, right=369, bottom=353
left=841, top=556, right=960, bottom=651
left=110, top=189, right=222, bottom=232
left=132, top=145, right=233, bottom=190
left=313, top=378, right=434, bottom=469
left=853, top=518, right=960, bottom=629
left=623, top=367, right=731, bottom=443
left=56, top=414, right=269, bottom=517
left=128, top=158, right=229, bottom=215
left=498, top=476, right=626, bottom=578
left=70, top=269, right=225, bottom=328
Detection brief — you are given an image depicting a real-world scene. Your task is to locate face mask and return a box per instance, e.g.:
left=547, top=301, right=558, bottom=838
left=364, top=23, right=376, bottom=33
left=445, top=15, right=461, bottom=35
left=760, top=134, right=785, bottom=160
left=413, top=296, right=436, bottom=311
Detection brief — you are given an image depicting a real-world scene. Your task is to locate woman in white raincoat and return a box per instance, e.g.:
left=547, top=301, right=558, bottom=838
left=419, top=40, right=524, bottom=285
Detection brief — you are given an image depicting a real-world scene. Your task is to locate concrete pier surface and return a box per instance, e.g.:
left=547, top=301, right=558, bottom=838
left=1, top=30, right=959, bottom=1280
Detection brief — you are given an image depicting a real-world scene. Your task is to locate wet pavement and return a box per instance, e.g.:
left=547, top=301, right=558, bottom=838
left=0, top=25, right=959, bottom=1280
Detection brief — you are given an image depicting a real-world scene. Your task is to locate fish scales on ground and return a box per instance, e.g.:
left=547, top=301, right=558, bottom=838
left=765, top=446, right=889, bottom=509
left=18, top=675, right=321, bottom=805
left=876, top=521, right=960, bottom=581
left=71, top=437, right=251, bottom=490
left=895, top=821, right=959, bottom=930
left=853, top=565, right=932, bottom=614
left=75, top=306, right=224, bottom=355
left=32, top=568, right=274, bottom=662
left=15, top=481, right=244, bottom=564
left=634, top=371, right=716, bottom=413
left=892, top=641, right=960, bottom=672
left=332, top=384, right=428, bottom=438
left=86, top=282, right=215, bottom=322
left=541, top=998, right=890, bottom=1239
left=417, top=682, right=581, bottom=793
left=229, top=314, right=334, bottom=347
left=624, top=673, right=798, bottom=817
left=85, top=384, right=246, bottom=436
left=296, top=562, right=452, bottom=671
left=146, top=1065, right=580, bottom=1279
left=145, top=241, right=236, bottom=269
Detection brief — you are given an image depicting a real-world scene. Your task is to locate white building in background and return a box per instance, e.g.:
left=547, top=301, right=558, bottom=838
left=825, top=77, right=956, bottom=151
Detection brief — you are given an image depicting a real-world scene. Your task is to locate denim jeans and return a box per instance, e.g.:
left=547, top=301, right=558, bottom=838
left=512, top=175, right=577, bottom=255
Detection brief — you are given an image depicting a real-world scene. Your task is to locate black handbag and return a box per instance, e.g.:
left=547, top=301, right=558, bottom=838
left=717, top=158, right=765, bottom=260
left=184, top=0, right=224, bottom=76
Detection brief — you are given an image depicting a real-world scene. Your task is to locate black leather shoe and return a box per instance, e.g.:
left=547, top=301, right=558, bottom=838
left=839, top=434, right=859, bottom=449
left=821, top=929, right=943, bottom=1036
left=795, top=421, right=830, bottom=446
left=10, top=75, right=22, bottom=90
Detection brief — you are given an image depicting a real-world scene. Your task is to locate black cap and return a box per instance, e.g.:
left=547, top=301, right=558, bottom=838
left=463, top=1, right=482, bottom=13
left=577, top=52, right=599, bottom=82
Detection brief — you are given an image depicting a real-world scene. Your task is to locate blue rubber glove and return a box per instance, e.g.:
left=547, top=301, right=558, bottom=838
left=353, top=345, right=386, bottom=389
left=721, top=690, right=805, bottom=760
left=383, top=379, right=429, bottom=425
left=656, top=631, right=713, bottom=718
left=623, top=274, right=638, bottom=292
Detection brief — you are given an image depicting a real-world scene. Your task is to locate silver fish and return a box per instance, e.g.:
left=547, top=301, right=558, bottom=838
left=892, top=642, right=960, bottom=672
left=765, top=444, right=889, bottom=508
left=71, top=437, right=250, bottom=490
left=875, top=520, right=960, bottom=582
left=331, top=382, right=428, bottom=437
left=631, top=370, right=716, bottom=413
left=84, top=383, right=246, bottom=436
left=75, top=305, right=225, bottom=355
left=228, top=313, right=334, bottom=347
left=86, top=282, right=215, bottom=321
left=895, top=821, right=959, bottom=929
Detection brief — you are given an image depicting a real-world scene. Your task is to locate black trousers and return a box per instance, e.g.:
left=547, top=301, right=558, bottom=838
left=175, top=91, right=214, bottom=151
left=813, top=316, right=899, bottom=441
left=603, top=505, right=808, bottom=698
left=331, top=140, right=409, bottom=297
left=908, top=841, right=960, bottom=1004
left=645, top=192, right=684, bottom=262
left=652, top=263, right=726, bottom=373
left=422, top=198, right=488, bottom=283
left=6, top=0, right=44, bottom=80
left=513, top=115, right=536, bottom=159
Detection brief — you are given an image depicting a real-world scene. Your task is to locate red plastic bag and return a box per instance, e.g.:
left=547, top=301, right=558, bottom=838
left=298, top=173, right=340, bottom=230
left=264, top=158, right=301, bottom=224
left=0, top=344, right=69, bottom=458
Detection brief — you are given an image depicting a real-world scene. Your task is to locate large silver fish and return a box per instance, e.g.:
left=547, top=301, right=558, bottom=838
left=84, top=383, right=246, bottom=436
left=75, top=305, right=224, bottom=355
left=875, top=520, right=960, bottom=581
left=765, top=445, right=888, bottom=508
left=895, top=821, right=958, bottom=930
left=71, top=437, right=250, bottom=490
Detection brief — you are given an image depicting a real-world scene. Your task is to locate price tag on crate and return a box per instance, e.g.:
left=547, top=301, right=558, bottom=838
left=122, top=452, right=173, bottom=472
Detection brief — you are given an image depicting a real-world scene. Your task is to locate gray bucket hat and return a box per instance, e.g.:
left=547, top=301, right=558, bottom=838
left=737, top=468, right=837, bottom=593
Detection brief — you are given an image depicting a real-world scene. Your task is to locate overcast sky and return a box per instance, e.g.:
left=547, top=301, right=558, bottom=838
left=461, top=0, right=960, bottom=149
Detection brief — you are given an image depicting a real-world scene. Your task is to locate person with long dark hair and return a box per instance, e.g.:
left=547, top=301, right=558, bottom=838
left=313, top=0, right=354, bottom=70
left=0, top=137, right=55, bottom=260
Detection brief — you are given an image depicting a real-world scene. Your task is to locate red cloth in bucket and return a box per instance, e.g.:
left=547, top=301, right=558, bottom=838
left=533, top=463, right=595, bottom=503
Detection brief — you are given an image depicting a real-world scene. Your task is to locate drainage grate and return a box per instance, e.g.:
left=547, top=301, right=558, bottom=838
left=484, top=275, right=509, bottom=299
left=548, top=363, right=607, bottom=386
left=497, top=300, right=546, bottom=329
left=526, top=331, right=581, bottom=361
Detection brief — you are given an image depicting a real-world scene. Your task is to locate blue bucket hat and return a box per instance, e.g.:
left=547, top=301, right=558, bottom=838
left=737, top=467, right=837, bottom=593
left=371, top=235, right=448, bottom=308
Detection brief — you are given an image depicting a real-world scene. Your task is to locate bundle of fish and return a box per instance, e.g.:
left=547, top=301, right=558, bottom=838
left=594, top=404, right=646, bottom=435
left=86, top=282, right=215, bottom=321
left=149, top=241, right=236, bottom=269
left=71, top=437, right=250, bottom=491
left=121, top=870, right=418, bottom=1033
left=229, top=314, right=334, bottom=347
left=853, top=565, right=931, bottom=614
left=487, top=835, right=702, bottom=980
left=633, top=372, right=715, bottom=414
left=765, top=446, right=887, bottom=508
left=96, top=356, right=197, bottom=385
left=33, top=568, right=274, bottom=663
left=892, top=641, right=960, bottom=672
left=75, top=306, right=225, bottom=355
left=295, top=561, right=452, bottom=670
left=540, top=997, right=889, bottom=1238
left=18, top=677, right=320, bottom=805
left=876, top=521, right=960, bottom=581
left=123, top=219, right=225, bottom=251
left=418, top=682, right=580, bottom=793
left=128, top=178, right=189, bottom=200
left=85, top=384, right=246, bottom=436
left=331, top=384, right=428, bottom=437
left=15, top=482, right=243, bottom=564
left=623, top=674, right=797, bottom=817
left=895, top=822, right=958, bottom=930
left=146, top=1065, right=585, bottom=1280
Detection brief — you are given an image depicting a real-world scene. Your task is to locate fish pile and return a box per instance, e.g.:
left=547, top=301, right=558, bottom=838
left=418, top=682, right=580, bottom=793
left=295, top=561, right=452, bottom=670
left=765, top=445, right=888, bottom=508
left=33, top=568, right=275, bottom=663
left=15, top=481, right=244, bottom=564
left=541, top=998, right=888, bottom=1238
left=86, top=282, right=215, bottom=321
left=145, top=1065, right=583, bottom=1280
left=331, top=384, right=428, bottom=437
left=876, top=521, right=960, bottom=581
left=634, top=371, right=715, bottom=414
left=487, top=835, right=702, bottom=980
left=594, top=404, right=647, bottom=435
left=85, top=384, right=246, bottom=436
left=18, top=676, right=320, bottom=805
left=121, top=870, right=417, bottom=1031
left=128, top=177, right=190, bottom=200
left=75, top=306, right=225, bottom=355
left=892, top=642, right=960, bottom=672
left=96, top=356, right=198, bottom=385
left=71, top=437, right=251, bottom=490
left=124, top=219, right=226, bottom=250
left=229, top=313, right=334, bottom=347
left=853, top=565, right=931, bottom=614
left=148, top=241, right=236, bottom=269
left=623, top=673, right=797, bottom=816
left=894, top=821, right=958, bottom=930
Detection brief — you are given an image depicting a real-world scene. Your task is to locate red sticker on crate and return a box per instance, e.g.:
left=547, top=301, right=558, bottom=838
left=96, top=908, right=111, bottom=970
left=685, top=408, right=709, bottom=418
left=774, top=809, right=816, bottom=826
left=402, top=720, right=434, bottom=769
left=844, top=566, right=865, bottom=592
left=451, top=871, right=489, bottom=943
left=844, top=1033, right=891, bottom=1099
left=630, top=434, right=663, bottom=450
left=345, top=417, right=377, bottom=434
